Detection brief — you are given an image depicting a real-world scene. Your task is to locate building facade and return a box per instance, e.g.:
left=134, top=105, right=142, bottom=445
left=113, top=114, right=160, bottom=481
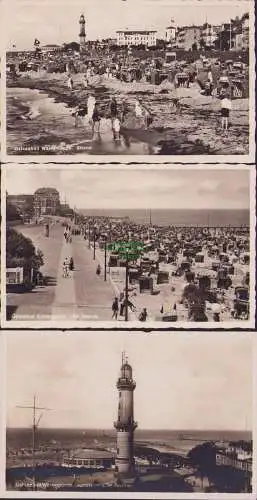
left=216, top=450, right=252, bottom=472
left=200, top=23, right=220, bottom=47
left=114, top=353, right=137, bottom=476
left=34, top=188, right=60, bottom=219
left=116, top=29, right=157, bottom=47
left=165, top=20, right=176, bottom=45
left=176, top=26, right=201, bottom=51
left=62, top=449, right=114, bottom=469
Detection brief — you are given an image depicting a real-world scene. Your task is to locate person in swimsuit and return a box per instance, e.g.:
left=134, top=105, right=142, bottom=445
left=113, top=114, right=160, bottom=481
left=92, top=101, right=101, bottom=136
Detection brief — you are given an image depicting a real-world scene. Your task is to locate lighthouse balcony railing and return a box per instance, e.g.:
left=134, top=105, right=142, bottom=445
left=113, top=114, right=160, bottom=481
left=116, top=378, right=136, bottom=389
left=114, top=420, right=138, bottom=430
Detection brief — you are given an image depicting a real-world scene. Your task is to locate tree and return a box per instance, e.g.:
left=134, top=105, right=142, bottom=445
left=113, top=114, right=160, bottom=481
left=63, top=42, right=81, bottom=52
left=6, top=202, right=22, bottom=222
left=6, top=227, right=44, bottom=271
left=188, top=442, right=217, bottom=488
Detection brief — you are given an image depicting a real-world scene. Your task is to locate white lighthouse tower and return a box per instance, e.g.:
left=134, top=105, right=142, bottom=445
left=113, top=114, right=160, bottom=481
left=114, top=353, right=137, bottom=477
left=79, top=14, right=86, bottom=47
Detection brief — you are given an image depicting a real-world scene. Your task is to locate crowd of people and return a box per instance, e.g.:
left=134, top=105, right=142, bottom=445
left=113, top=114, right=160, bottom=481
left=8, top=45, right=248, bottom=136
left=75, top=215, right=250, bottom=322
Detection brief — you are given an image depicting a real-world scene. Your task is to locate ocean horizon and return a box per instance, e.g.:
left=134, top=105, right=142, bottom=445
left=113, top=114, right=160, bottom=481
left=78, top=208, right=249, bottom=227
left=6, top=427, right=252, bottom=459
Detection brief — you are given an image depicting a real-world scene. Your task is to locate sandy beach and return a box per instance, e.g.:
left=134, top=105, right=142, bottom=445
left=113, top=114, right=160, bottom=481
left=7, top=71, right=249, bottom=155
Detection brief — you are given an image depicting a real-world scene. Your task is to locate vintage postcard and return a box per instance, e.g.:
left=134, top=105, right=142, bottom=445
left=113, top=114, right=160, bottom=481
left=1, top=164, right=255, bottom=329
left=1, top=0, right=255, bottom=162
left=2, top=330, right=255, bottom=496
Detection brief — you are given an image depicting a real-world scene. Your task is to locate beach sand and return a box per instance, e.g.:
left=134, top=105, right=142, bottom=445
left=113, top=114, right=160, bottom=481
left=7, top=71, right=249, bottom=155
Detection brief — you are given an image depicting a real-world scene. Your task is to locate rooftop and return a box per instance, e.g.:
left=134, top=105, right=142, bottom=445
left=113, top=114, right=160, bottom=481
left=65, top=448, right=114, bottom=460
left=117, top=29, right=157, bottom=34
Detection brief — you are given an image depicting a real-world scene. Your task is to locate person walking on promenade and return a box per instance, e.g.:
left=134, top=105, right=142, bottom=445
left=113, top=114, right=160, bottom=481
left=63, top=258, right=69, bottom=278
left=139, top=307, right=147, bottom=321
left=96, top=264, right=101, bottom=276
left=112, top=297, right=119, bottom=320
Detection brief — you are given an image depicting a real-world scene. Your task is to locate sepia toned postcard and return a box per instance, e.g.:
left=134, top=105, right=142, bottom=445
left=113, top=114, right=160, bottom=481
left=1, top=164, right=255, bottom=329
left=1, top=330, right=255, bottom=497
left=1, top=0, right=255, bottom=163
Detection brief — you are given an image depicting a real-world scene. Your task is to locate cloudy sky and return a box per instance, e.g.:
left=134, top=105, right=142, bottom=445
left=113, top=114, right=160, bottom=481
left=5, top=0, right=250, bottom=50
left=6, top=331, right=253, bottom=430
left=6, top=167, right=250, bottom=210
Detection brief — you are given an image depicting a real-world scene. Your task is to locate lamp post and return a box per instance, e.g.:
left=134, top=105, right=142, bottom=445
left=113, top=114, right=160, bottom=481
left=88, top=223, right=90, bottom=249
left=125, top=250, right=129, bottom=322
left=93, top=226, right=96, bottom=260
left=104, top=237, right=107, bottom=281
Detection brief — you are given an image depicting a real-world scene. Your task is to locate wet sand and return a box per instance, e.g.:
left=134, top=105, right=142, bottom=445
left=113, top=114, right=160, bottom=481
left=7, top=71, right=249, bottom=155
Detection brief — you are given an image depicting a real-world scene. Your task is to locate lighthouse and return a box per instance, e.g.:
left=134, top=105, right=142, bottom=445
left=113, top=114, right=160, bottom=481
left=114, top=353, right=137, bottom=476
left=79, top=14, right=86, bottom=46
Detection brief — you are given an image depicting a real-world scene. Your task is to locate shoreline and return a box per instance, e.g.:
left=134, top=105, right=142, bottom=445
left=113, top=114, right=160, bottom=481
left=7, top=72, right=250, bottom=155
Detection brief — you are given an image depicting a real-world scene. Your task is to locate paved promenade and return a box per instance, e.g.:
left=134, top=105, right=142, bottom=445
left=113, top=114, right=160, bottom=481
left=7, top=222, right=245, bottom=323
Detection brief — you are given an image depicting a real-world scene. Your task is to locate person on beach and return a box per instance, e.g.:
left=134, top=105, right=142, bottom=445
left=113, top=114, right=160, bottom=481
left=220, top=93, right=232, bottom=131
left=83, top=74, right=88, bottom=89
left=73, top=104, right=88, bottom=128
left=121, top=100, right=129, bottom=124
left=87, top=94, right=96, bottom=124
left=142, top=104, right=152, bottom=129
left=112, top=297, right=119, bottom=320
left=67, top=75, right=74, bottom=91
left=139, top=308, right=147, bottom=321
left=135, top=99, right=143, bottom=118
left=108, top=97, right=118, bottom=127
left=112, top=117, right=121, bottom=141
left=91, top=101, right=101, bottom=137
left=69, top=257, right=74, bottom=271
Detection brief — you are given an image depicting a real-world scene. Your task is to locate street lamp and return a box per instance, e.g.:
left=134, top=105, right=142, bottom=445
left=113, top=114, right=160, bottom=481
left=88, top=223, right=91, bottom=249
left=93, top=226, right=96, bottom=260
left=104, top=236, right=107, bottom=281
left=124, top=250, right=129, bottom=322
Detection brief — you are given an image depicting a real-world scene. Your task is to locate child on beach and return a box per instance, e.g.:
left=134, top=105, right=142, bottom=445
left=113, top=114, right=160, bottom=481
left=112, top=116, right=121, bottom=141
left=87, top=94, right=96, bottom=123
left=220, top=94, right=232, bottom=131
left=67, top=75, right=74, bottom=91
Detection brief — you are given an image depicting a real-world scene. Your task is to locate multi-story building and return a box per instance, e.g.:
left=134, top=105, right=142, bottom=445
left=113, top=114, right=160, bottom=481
left=241, top=13, right=249, bottom=49
left=40, top=44, right=62, bottom=55
left=165, top=20, right=176, bottom=45
left=200, top=23, right=220, bottom=47
left=116, top=29, right=157, bottom=47
left=34, top=187, right=60, bottom=219
left=175, top=26, right=201, bottom=51
left=62, top=449, right=114, bottom=469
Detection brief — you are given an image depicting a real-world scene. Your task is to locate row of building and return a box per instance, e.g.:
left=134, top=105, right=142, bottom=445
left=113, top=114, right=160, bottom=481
left=7, top=188, right=72, bottom=220
left=115, top=13, right=249, bottom=50
left=215, top=443, right=252, bottom=473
